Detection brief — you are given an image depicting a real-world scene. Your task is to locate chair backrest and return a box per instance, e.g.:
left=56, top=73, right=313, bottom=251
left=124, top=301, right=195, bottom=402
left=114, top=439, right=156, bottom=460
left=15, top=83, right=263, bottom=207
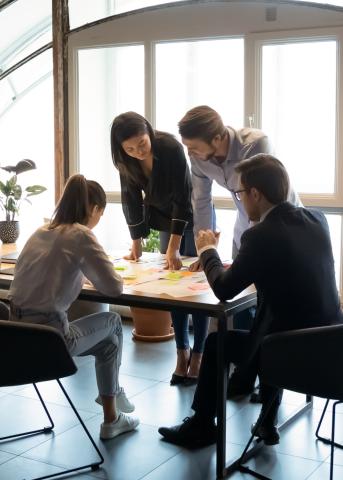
left=0, top=320, right=77, bottom=387
left=260, top=324, right=343, bottom=400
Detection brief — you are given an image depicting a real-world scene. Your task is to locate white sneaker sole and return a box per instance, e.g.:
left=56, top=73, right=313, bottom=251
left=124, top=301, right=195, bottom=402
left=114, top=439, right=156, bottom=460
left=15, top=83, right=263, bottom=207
left=100, top=418, right=140, bottom=440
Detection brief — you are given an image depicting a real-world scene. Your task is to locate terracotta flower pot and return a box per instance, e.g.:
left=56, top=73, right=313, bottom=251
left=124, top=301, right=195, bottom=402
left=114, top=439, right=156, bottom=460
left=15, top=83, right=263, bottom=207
left=0, top=221, right=19, bottom=244
left=130, top=307, right=174, bottom=342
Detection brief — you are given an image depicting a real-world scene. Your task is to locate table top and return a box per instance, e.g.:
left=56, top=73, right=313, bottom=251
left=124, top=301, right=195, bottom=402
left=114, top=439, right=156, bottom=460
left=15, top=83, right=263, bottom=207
left=0, top=245, right=256, bottom=316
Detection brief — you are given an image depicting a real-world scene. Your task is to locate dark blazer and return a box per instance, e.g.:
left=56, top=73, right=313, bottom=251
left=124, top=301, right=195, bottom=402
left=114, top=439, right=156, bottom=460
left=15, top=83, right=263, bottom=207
left=201, top=202, right=342, bottom=349
left=120, top=133, right=193, bottom=240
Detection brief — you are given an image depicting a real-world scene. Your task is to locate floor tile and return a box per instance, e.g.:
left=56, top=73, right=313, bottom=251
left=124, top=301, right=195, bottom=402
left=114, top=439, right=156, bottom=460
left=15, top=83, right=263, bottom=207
left=0, top=450, right=15, bottom=464
left=0, top=394, right=96, bottom=455
left=119, top=339, right=176, bottom=382
left=128, top=381, right=197, bottom=427
left=0, top=455, right=98, bottom=480
left=240, top=449, right=321, bottom=480
left=306, top=461, right=343, bottom=479
left=23, top=417, right=182, bottom=480
left=15, top=367, right=156, bottom=414
left=140, top=442, right=243, bottom=480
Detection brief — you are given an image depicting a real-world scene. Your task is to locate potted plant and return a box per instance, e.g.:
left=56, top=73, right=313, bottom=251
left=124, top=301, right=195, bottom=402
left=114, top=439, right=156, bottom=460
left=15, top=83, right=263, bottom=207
left=131, top=229, right=174, bottom=342
left=0, top=159, right=46, bottom=243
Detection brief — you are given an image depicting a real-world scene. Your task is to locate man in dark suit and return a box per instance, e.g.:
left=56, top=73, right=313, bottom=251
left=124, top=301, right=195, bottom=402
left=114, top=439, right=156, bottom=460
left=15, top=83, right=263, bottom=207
left=158, top=153, right=343, bottom=448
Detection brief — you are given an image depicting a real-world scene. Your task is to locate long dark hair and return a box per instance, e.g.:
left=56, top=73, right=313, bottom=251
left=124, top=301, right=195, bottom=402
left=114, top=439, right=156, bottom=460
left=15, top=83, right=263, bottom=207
left=50, top=174, right=106, bottom=228
left=110, top=112, right=156, bottom=185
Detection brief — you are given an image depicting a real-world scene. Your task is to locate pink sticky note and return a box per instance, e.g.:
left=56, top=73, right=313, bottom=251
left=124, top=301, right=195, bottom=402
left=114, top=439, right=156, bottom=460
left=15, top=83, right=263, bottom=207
left=188, top=283, right=209, bottom=291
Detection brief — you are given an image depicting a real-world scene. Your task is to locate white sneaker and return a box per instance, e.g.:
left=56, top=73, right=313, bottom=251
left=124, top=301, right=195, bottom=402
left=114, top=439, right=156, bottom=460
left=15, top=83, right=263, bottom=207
left=95, top=387, right=135, bottom=413
left=100, top=412, right=140, bottom=440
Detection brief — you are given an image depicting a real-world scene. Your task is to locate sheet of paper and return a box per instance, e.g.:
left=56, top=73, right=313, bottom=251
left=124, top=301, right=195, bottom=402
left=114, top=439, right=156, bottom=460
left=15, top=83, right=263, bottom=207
left=128, top=271, right=210, bottom=297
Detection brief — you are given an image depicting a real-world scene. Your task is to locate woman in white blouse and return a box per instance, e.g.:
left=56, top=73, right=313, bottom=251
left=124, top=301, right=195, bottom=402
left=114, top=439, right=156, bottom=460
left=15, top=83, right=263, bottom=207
left=9, top=174, right=139, bottom=440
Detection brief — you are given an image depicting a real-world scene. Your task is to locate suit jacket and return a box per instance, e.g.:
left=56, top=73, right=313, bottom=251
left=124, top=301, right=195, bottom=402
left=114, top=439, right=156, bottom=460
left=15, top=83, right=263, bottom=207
left=201, top=202, right=342, bottom=352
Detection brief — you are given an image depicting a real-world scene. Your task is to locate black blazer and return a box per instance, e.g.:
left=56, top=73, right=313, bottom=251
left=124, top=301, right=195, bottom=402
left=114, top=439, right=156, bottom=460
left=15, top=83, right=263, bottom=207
left=201, top=203, right=342, bottom=346
left=120, top=133, right=193, bottom=240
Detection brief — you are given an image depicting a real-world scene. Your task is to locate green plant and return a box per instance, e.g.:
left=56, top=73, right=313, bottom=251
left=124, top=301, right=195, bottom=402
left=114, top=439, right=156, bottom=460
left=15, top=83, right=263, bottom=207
left=0, top=159, right=46, bottom=221
left=142, top=229, right=160, bottom=253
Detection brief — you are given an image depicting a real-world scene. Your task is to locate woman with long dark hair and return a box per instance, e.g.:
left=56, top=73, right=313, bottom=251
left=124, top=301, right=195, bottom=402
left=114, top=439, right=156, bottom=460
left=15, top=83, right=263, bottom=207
left=9, top=174, right=139, bottom=440
left=110, top=112, right=209, bottom=384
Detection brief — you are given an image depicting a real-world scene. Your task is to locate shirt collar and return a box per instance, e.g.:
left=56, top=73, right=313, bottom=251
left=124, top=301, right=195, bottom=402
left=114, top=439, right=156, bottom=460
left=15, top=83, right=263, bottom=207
left=259, top=205, right=277, bottom=222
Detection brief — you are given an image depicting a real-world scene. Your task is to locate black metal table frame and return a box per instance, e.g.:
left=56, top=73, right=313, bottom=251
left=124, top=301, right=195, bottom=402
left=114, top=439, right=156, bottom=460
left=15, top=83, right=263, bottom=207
left=0, top=275, right=312, bottom=478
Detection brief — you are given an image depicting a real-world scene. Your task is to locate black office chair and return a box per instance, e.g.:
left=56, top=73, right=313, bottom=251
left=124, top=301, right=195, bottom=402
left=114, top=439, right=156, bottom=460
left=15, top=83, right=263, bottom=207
left=0, top=319, right=104, bottom=480
left=237, top=324, right=343, bottom=480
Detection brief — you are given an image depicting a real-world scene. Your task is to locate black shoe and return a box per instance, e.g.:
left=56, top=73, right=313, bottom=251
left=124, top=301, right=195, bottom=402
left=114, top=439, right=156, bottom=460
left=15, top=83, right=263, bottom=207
left=158, top=416, right=217, bottom=448
left=251, top=422, right=280, bottom=445
left=249, top=390, right=262, bottom=403
left=182, top=376, right=198, bottom=386
left=227, top=380, right=255, bottom=399
left=170, top=373, right=187, bottom=385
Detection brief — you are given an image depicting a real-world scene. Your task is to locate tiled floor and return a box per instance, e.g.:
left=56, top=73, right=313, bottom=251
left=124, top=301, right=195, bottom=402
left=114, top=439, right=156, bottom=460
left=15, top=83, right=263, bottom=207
left=0, top=321, right=342, bottom=480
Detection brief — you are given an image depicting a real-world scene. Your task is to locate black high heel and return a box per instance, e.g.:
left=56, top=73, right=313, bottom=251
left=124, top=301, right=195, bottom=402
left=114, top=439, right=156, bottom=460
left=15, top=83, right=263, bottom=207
left=170, top=348, right=192, bottom=386
left=170, top=373, right=187, bottom=385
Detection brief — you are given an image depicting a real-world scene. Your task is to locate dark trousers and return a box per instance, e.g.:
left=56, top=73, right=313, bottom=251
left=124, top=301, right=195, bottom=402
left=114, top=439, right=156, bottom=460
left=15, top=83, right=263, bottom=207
left=159, top=229, right=209, bottom=353
left=192, top=331, right=282, bottom=420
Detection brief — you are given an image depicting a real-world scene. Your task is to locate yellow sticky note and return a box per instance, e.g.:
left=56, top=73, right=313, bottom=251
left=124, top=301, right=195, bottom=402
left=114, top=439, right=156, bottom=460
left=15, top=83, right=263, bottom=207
left=165, top=271, right=182, bottom=280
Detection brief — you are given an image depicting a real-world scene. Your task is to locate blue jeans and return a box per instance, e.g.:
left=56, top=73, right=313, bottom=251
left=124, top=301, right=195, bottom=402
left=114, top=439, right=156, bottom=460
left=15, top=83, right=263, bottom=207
left=159, top=229, right=209, bottom=353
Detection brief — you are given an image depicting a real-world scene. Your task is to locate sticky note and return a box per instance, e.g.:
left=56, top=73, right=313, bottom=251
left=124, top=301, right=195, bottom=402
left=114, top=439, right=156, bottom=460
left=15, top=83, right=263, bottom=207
left=165, top=271, right=182, bottom=280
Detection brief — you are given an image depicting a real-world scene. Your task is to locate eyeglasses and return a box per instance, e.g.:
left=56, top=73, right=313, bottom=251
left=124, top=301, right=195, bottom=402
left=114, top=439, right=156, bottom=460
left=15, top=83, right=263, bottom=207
left=230, top=189, right=247, bottom=201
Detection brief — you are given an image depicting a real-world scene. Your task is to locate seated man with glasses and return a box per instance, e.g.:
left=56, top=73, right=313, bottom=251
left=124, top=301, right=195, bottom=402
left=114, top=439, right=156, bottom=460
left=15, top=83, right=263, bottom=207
left=158, top=153, right=342, bottom=448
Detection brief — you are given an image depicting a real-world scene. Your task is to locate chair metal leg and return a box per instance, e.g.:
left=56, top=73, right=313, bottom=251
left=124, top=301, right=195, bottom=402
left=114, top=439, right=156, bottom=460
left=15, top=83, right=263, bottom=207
left=32, top=379, right=104, bottom=480
left=0, top=383, right=54, bottom=441
left=0, top=380, right=104, bottom=480
left=223, top=394, right=313, bottom=479
left=316, top=399, right=343, bottom=449
left=235, top=393, right=278, bottom=480
left=330, top=401, right=342, bottom=480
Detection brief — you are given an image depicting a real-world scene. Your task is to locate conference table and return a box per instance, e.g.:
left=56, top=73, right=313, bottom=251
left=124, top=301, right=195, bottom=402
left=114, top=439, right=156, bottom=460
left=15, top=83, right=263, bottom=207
left=0, top=250, right=311, bottom=478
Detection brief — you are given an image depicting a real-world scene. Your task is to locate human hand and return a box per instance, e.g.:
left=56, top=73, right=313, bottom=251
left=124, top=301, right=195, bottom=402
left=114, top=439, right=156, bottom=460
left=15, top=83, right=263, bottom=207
left=164, top=248, right=183, bottom=270
left=188, top=259, right=203, bottom=272
left=195, top=229, right=220, bottom=252
left=123, top=239, right=142, bottom=261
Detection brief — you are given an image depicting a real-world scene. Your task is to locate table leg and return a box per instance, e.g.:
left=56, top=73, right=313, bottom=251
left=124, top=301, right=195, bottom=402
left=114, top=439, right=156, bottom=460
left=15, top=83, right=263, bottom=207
left=216, top=312, right=228, bottom=479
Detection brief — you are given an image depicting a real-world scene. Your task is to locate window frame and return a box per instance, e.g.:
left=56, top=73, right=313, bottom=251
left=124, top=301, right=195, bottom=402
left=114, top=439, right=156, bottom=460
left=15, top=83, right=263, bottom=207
left=248, top=27, right=343, bottom=208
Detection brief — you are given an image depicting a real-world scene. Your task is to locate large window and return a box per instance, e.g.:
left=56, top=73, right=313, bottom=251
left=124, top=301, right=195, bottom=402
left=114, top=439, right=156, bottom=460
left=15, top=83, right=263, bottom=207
left=77, top=45, right=144, bottom=191
left=261, top=39, right=337, bottom=195
left=155, top=38, right=244, bottom=135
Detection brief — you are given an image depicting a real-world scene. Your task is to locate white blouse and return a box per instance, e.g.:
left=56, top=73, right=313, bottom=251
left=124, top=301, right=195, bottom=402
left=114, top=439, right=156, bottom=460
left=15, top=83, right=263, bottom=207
left=9, top=223, right=123, bottom=313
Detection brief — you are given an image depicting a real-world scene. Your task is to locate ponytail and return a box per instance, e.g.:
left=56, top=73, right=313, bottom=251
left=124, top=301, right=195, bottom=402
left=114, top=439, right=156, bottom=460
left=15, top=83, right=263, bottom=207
left=50, top=174, right=106, bottom=228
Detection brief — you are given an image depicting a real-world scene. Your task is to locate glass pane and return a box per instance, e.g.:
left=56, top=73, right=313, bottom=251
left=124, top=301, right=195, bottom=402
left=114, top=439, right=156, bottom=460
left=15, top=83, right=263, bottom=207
left=93, top=203, right=131, bottom=255
left=155, top=38, right=244, bottom=136
left=261, top=40, right=336, bottom=194
left=215, top=209, right=237, bottom=261
left=0, top=73, right=55, bottom=247
left=9, top=49, right=52, bottom=94
left=69, top=0, right=183, bottom=29
left=78, top=45, right=144, bottom=191
left=0, top=79, right=14, bottom=115
left=0, top=0, right=51, bottom=71
left=156, top=38, right=244, bottom=199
